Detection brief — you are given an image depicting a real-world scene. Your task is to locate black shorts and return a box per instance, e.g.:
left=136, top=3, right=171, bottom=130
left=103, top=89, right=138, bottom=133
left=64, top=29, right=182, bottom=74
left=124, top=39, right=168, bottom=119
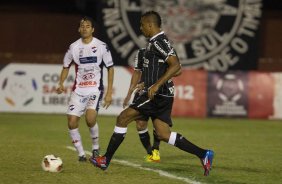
left=132, top=93, right=150, bottom=121
left=130, top=92, right=173, bottom=126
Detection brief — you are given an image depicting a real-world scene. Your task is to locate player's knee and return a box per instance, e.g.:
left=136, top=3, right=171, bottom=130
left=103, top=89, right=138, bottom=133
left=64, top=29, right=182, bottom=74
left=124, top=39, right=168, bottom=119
left=155, top=131, right=169, bottom=142
left=136, top=121, right=147, bottom=131
left=68, top=121, right=79, bottom=129
left=116, top=112, right=128, bottom=126
left=86, top=120, right=96, bottom=127
left=67, top=116, right=79, bottom=129
left=85, top=116, right=96, bottom=127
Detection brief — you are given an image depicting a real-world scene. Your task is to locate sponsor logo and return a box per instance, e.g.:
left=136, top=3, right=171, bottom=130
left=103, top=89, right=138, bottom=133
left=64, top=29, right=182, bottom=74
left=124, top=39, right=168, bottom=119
left=101, top=0, right=262, bottom=71
left=213, top=73, right=247, bottom=116
left=80, top=97, right=88, bottom=103
left=1, top=71, right=37, bottom=107
left=216, top=74, right=244, bottom=102
left=84, top=67, right=95, bottom=73
left=79, top=56, right=97, bottom=64
left=82, top=73, right=95, bottom=80
left=78, top=81, right=97, bottom=87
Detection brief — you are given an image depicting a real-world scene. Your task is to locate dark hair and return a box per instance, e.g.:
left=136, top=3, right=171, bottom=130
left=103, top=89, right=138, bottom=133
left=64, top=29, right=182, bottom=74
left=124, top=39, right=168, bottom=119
left=80, top=16, right=95, bottom=27
left=141, top=11, right=162, bottom=27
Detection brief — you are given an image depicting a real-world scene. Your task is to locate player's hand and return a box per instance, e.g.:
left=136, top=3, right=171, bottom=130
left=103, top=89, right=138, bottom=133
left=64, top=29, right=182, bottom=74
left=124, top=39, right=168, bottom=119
left=123, top=94, right=131, bottom=108
left=103, top=93, right=112, bottom=109
left=134, top=82, right=145, bottom=93
left=56, top=84, right=65, bottom=94
left=148, top=84, right=159, bottom=100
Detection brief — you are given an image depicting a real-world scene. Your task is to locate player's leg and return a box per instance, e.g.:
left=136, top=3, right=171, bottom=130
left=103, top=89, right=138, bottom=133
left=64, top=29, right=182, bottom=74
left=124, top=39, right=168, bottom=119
left=153, top=119, right=214, bottom=176
left=67, top=92, right=87, bottom=161
left=89, top=107, right=142, bottom=169
left=105, top=107, right=142, bottom=161
left=153, top=119, right=207, bottom=155
left=85, top=91, right=103, bottom=157
left=152, top=129, right=161, bottom=150
left=136, top=119, right=152, bottom=155
left=85, top=109, right=100, bottom=157
left=151, top=128, right=161, bottom=161
left=68, top=115, right=86, bottom=160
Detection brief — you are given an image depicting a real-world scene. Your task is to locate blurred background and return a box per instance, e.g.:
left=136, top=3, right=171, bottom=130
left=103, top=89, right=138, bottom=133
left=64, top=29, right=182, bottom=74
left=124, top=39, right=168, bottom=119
left=0, top=0, right=281, bottom=119
left=0, top=0, right=281, bottom=71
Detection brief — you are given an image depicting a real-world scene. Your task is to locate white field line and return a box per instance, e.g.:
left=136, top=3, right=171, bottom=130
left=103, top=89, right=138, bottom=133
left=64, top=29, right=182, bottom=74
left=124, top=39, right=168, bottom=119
left=66, top=146, right=204, bottom=184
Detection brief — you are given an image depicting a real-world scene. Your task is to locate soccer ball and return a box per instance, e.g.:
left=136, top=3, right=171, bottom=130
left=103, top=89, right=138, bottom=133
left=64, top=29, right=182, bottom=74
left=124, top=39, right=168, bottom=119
left=41, top=155, right=63, bottom=173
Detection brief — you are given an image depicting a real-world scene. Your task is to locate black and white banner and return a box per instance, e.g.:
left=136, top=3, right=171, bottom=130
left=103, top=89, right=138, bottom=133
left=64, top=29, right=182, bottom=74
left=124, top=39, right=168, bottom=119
left=97, top=0, right=262, bottom=71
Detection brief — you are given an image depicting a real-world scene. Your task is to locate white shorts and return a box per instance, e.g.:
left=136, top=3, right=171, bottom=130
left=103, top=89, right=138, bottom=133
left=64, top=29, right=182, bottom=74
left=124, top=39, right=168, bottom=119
left=67, top=91, right=103, bottom=117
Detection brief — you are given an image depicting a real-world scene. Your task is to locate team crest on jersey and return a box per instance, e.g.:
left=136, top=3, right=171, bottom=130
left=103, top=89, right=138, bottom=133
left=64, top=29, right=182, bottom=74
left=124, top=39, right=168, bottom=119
left=92, top=46, right=97, bottom=53
left=101, top=0, right=262, bottom=71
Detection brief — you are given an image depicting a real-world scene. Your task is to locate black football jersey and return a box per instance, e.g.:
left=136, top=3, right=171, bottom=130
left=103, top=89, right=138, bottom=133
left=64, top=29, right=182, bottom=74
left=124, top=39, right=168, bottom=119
left=134, top=48, right=146, bottom=71
left=142, top=32, right=177, bottom=97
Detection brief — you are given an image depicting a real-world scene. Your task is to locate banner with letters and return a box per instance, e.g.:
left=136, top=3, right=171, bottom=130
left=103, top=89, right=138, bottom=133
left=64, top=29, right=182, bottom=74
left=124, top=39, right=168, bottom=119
left=97, top=0, right=263, bottom=71
left=0, top=63, right=132, bottom=115
left=0, top=63, right=281, bottom=120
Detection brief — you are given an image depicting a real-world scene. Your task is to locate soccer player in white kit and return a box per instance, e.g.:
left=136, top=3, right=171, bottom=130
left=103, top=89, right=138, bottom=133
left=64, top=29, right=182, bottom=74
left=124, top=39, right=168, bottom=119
left=56, top=16, right=114, bottom=161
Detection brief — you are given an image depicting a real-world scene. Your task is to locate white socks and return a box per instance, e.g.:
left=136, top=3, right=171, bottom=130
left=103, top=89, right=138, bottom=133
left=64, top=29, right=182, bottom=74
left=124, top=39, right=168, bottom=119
left=168, top=132, right=177, bottom=145
left=114, top=126, right=128, bottom=134
left=69, top=128, right=85, bottom=157
left=69, top=123, right=99, bottom=156
left=138, top=128, right=148, bottom=134
left=89, top=123, right=99, bottom=150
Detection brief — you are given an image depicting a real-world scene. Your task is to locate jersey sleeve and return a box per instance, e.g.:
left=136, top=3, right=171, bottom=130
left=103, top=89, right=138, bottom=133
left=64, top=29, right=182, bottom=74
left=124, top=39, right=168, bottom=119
left=102, top=43, right=114, bottom=68
left=152, top=38, right=177, bottom=61
left=134, top=49, right=144, bottom=70
left=63, top=46, right=73, bottom=68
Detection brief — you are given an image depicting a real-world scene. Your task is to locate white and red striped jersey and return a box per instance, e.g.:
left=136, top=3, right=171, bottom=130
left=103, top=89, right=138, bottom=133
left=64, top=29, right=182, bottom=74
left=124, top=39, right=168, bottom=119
left=63, top=38, right=114, bottom=95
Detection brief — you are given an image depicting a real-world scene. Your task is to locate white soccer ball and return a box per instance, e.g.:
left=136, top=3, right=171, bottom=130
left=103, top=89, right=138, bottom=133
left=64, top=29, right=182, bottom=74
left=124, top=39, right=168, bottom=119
left=41, top=155, right=63, bottom=173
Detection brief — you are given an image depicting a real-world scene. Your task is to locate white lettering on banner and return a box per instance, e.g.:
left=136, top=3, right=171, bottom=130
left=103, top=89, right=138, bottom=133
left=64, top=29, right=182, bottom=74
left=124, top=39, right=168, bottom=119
left=103, top=7, right=136, bottom=59
left=42, top=73, right=74, bottom=83
left=0, top=64, right=133, bottom=115
left=101, top=0, right=262, bottom=71
left=1, top=64, right=282, bottom=120
left=42, top=85, right=73, bottom=94
left=174, top=85, right=194, bottom=100
left=42, top=96, right=70, bottom=105
left=214, top=102, right=247, bottom=115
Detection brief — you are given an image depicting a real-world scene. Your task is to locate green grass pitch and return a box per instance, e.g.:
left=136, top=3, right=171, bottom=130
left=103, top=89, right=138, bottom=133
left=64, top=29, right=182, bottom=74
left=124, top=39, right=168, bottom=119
left=0, top=113, right=281, bottom=184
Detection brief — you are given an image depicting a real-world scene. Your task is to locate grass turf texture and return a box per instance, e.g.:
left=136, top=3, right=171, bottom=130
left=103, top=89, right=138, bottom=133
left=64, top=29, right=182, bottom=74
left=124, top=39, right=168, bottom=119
left=0, top=113, right=281, bottom=184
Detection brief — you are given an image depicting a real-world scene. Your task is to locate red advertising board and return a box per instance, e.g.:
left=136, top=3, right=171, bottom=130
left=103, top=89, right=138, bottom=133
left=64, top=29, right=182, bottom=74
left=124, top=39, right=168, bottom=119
left=248, top=72, right=274, bottom=118
left=172, top=70, right=207, bottom=117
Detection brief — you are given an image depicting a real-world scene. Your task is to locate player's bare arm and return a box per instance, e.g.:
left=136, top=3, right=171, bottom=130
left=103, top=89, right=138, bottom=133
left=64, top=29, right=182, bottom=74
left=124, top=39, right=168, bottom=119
left=173, top=64, right=182, bottom=77
left=56, top=67, right=70, bottom=94
left=123, top=70, right=142, bottom=108
left=148, top=55, right=181, bottom=100
left=103, top=66, right=114, bottom=109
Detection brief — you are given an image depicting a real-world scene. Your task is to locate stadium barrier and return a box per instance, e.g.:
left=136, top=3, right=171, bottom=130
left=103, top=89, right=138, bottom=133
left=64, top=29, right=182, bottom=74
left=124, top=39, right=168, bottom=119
left=0, top=63, right=281, bottom=119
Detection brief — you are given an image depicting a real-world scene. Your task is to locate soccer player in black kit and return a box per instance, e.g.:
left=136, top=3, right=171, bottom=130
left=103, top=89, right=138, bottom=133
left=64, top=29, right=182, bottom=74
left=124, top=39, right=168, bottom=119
left=90, top=11, right=214, bottom=176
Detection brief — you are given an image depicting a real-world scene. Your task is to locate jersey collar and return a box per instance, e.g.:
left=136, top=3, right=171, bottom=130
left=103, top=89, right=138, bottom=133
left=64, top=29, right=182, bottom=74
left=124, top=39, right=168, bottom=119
left=149, top=31, right=164, bottom=41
